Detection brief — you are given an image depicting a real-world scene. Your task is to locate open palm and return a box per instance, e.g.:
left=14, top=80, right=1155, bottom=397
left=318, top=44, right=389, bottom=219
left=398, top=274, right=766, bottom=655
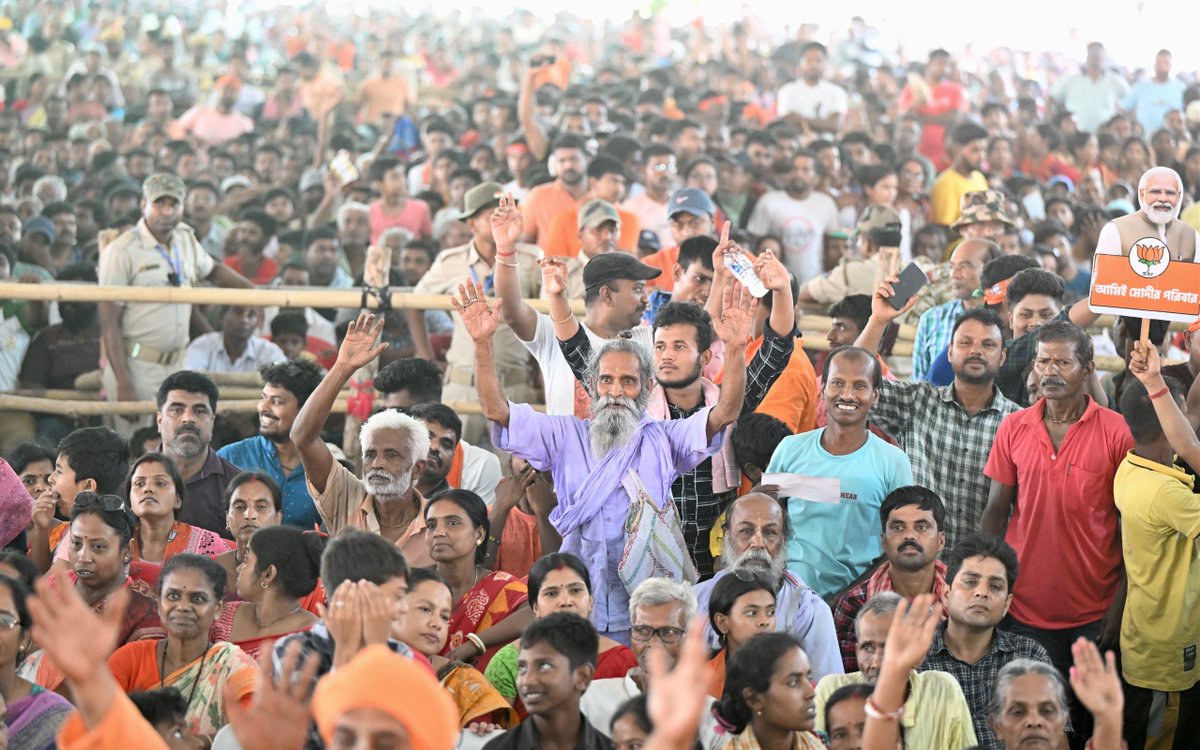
left=337, top=312, right=389, bottom=369
left=490, top=193, right=523, bottom=248
left=1069, top=638, right=1123, bottom=716
left=27, top=571, right=128, bottom=685
left=453, top=280, right=502, bottom=342
left=713, top=281, right=757, bottom=347
left=884, top=593, right=940, bottom=672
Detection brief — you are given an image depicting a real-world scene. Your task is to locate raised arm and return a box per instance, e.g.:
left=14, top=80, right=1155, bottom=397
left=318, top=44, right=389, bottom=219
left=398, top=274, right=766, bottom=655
left=1068, top=638, right=1124, bottom=750
left=707, top=281, right=757, bottom=440
left=705, top=222, right=732, bottom=324
left=491, top=193, right=538, bottom=341
left=517, top=64, right=550, bottom=162
left=855, top=275, right=919, bottom=354
left=1130, top=341, right=1200, bottom=467
left=453, top=279, right=511, bottom=427
left=754, top=248, right=796, bottom=338
left=291, top=312, right=389, bottom=493
left=861, top=594, right=941, bottom=750
left=539, top=257, right=580, bottom=341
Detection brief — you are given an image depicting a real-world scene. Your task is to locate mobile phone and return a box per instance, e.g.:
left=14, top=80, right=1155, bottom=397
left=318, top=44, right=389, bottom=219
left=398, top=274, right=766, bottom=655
left=887, top=262, right=929, bottom=310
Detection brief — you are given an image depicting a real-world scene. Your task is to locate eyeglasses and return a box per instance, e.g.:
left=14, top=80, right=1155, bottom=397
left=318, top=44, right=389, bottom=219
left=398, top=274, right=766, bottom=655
left=0, top=613, right=20, bottom=631
left=630, top=625, right=685, bottom=644
left=74, top=493, right=125, bottom=512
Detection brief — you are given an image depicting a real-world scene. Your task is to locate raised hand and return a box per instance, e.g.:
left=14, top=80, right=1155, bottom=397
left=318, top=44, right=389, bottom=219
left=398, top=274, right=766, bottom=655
left=752, top=249, right=790, bottom=292
left=713, top=280, right=758, bottom=347
left=712, top=221, right=732, bottom=275
left=881, top=593, right=940, bottom=673
left=1128, top=339, right=1162, bottom=383
left=645, top=617, right=709, bottom=750
left=356, top=581, right=395, bottom=646
left=452, top=280, right=502, bottom=343
left=31, top=490, right=58, bottom=531
left=27, top=570, right=129, bottom=686
left=225, top=640, right=320, bottom=750
left=494, top=467, right=535, bottom=513
left=490, top=193, right=524, bottom=250
left=319, top=580, right=364, bottom=662
left=336, top=312, right=389, bottom=370
left=1069, top=638, right=1123, bottom=716
left=870, top=275, right=915, bottom=324
left=537, top=257, right=569, bottom=297
left=526, top=471, right=558, bottom=518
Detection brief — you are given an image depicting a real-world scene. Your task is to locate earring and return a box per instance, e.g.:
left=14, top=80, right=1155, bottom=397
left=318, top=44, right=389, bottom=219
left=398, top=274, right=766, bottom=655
left=755, top=710, right=762, bottom=716
left=261, top=581, right=269, bottom=589
left=476, top=539, right=483, bottom=546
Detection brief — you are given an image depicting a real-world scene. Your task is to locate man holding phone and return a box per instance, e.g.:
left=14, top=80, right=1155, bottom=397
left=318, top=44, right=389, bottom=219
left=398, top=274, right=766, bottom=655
left=853, top=278, right=1018, bottom=554
left=796, top=205, right=907, bottom=305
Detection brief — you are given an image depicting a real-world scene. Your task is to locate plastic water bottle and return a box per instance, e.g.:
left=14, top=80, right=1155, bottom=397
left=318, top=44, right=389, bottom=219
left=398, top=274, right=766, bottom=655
left=725, top=251, right=769, bottom=297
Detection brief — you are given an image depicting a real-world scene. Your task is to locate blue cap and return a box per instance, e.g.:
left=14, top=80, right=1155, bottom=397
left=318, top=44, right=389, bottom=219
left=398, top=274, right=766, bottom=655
left=1047, top=175, right=1075, bottom=193
left=637, top=229, right=661, bottom=251
left=23, top=216, right=55, bottom=243
left=667, top=187, right=716, bottom=219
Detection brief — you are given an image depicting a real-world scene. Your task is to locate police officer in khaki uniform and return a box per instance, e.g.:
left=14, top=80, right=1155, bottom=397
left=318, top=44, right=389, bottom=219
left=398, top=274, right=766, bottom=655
left=407, top=182, right=542, bottom=445
left=98, top=173, right=255, bottom=436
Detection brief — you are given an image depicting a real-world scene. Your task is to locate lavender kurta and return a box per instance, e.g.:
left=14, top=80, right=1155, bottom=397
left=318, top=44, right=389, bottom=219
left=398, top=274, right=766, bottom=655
left=492, top=401, right=721, bottom=633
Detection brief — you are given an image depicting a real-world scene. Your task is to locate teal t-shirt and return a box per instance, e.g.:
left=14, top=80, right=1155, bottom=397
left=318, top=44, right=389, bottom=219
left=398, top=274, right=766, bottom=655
left=766, top=428, right=913, bottom=597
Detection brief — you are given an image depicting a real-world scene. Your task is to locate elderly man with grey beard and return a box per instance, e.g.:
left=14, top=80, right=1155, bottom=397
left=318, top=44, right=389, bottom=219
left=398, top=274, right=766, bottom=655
left=692, top=492, right=843, bottom=681
left=456, top=277, right=756, bottom=643
left=1095, top=166, right=1198, bottom=260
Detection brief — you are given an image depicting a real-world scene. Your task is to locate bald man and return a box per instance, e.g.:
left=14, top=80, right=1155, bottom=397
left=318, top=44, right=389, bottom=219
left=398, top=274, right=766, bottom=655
left=1096, top=166, right=1197, bottom=260
left=691, top=492, right=843, bottom=681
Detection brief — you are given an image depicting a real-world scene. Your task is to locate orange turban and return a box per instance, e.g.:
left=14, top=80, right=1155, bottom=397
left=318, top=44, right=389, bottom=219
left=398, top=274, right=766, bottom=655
left=311, top=646, right=459, bottom=749
left=215, top=74, right=242, bottom=90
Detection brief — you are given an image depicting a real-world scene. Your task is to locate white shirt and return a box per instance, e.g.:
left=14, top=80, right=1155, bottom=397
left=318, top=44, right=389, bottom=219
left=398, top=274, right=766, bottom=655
left=0, top=314, right=29, bottom=391
left=776, top=78, right=849, bottom=133
left=460, top=440, right=502, bottom=506
left=1049, top=71, right=1131, bottom=132
left=581, top=675, right=726, bottom=750
left=184, top=332, right=286, bottom=373
left=747, top=189, right=840, bottom=285
left=519, top=313, right=654, bottom=416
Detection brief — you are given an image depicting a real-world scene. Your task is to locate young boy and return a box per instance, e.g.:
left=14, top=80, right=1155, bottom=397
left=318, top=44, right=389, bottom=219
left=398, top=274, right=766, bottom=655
left=27, top=426, right=131, bottom=572
left=484, top=612, right=612, bottom=750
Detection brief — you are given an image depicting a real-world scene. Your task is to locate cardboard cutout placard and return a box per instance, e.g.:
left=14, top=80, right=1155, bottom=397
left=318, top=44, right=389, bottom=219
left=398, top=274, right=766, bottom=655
left=1089, top=237, right=1200, bottom=323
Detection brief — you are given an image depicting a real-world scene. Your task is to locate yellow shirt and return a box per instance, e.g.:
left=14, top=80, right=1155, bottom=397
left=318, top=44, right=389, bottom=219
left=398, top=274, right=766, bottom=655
left=815, top=670, right=977, bottom=749
left=1181, top=203, right=1200, bottom=233
left=929, top=169, right=989, bottom=226
left=1114, top=451, right=1200, bottom=691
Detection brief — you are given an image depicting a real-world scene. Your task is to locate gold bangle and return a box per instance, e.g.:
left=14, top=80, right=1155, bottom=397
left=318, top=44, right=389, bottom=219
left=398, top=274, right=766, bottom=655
left=551, top=311, right=575, bottom=325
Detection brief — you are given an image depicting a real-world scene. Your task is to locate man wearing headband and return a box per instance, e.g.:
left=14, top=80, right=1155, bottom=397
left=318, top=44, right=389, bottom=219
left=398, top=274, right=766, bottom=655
left=1095, top=166, right=1197, bottom=260
left=501, top=138, right=535, bottom=201
left=543, top=156, right=640, bottom=259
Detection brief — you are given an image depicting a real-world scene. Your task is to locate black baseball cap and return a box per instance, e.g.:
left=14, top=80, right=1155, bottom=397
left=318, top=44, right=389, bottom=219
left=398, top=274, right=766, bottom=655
left=583, top=252, right=662, bottom=290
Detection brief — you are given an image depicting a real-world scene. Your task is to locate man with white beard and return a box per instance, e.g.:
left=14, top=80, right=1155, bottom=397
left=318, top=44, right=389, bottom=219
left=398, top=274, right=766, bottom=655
left=291, top=312, right=435, bottom=567
left=457, top=277, right=756, bottom=642
left=1095, top=166, right=1198, bottom=260
left=691, top=492, right=843, bottom=681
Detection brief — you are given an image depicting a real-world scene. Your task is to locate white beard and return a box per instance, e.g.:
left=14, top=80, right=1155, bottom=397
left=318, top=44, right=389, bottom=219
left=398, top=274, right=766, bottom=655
left=588, top=396, right=642, bottom=459
left=719, top=544, right=788, bottom=585
left=361, top=470, right=412, bottom=497
left=1145, top=206, right=1176, bottom=225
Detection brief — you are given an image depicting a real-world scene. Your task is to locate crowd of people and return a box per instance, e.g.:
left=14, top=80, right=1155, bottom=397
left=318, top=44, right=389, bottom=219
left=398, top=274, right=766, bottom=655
left=0, top=3, right=1199, bottom=749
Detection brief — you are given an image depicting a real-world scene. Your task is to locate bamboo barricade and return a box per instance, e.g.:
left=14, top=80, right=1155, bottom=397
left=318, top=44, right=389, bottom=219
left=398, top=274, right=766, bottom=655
left=0, top=393, right=499, bottom=418
left=0, top=282, right=585, bottom=315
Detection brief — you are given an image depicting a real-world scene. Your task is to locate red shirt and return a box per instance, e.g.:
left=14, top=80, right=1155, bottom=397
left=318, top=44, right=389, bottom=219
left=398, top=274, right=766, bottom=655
left=900, top=81, right=966, bottom=172
left=984, top=397, right=1132, bottom=629
left=224, top=255, right=278, bottom=285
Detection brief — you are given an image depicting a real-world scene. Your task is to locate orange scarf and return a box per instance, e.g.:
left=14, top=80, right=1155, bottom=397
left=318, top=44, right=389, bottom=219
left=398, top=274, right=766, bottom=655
left=447, top=442, right=464, bottom=489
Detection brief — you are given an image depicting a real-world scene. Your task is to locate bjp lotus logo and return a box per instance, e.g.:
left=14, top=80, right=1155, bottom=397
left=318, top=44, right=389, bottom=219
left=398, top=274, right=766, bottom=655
left=1128, top=237, right=1171, bottom=279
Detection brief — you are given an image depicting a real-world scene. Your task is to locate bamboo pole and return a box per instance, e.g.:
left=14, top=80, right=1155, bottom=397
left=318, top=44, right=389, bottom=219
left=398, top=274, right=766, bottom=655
left=0, top=395, right=510, bottom=418
left=0, top=282, right=585, bottom=315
